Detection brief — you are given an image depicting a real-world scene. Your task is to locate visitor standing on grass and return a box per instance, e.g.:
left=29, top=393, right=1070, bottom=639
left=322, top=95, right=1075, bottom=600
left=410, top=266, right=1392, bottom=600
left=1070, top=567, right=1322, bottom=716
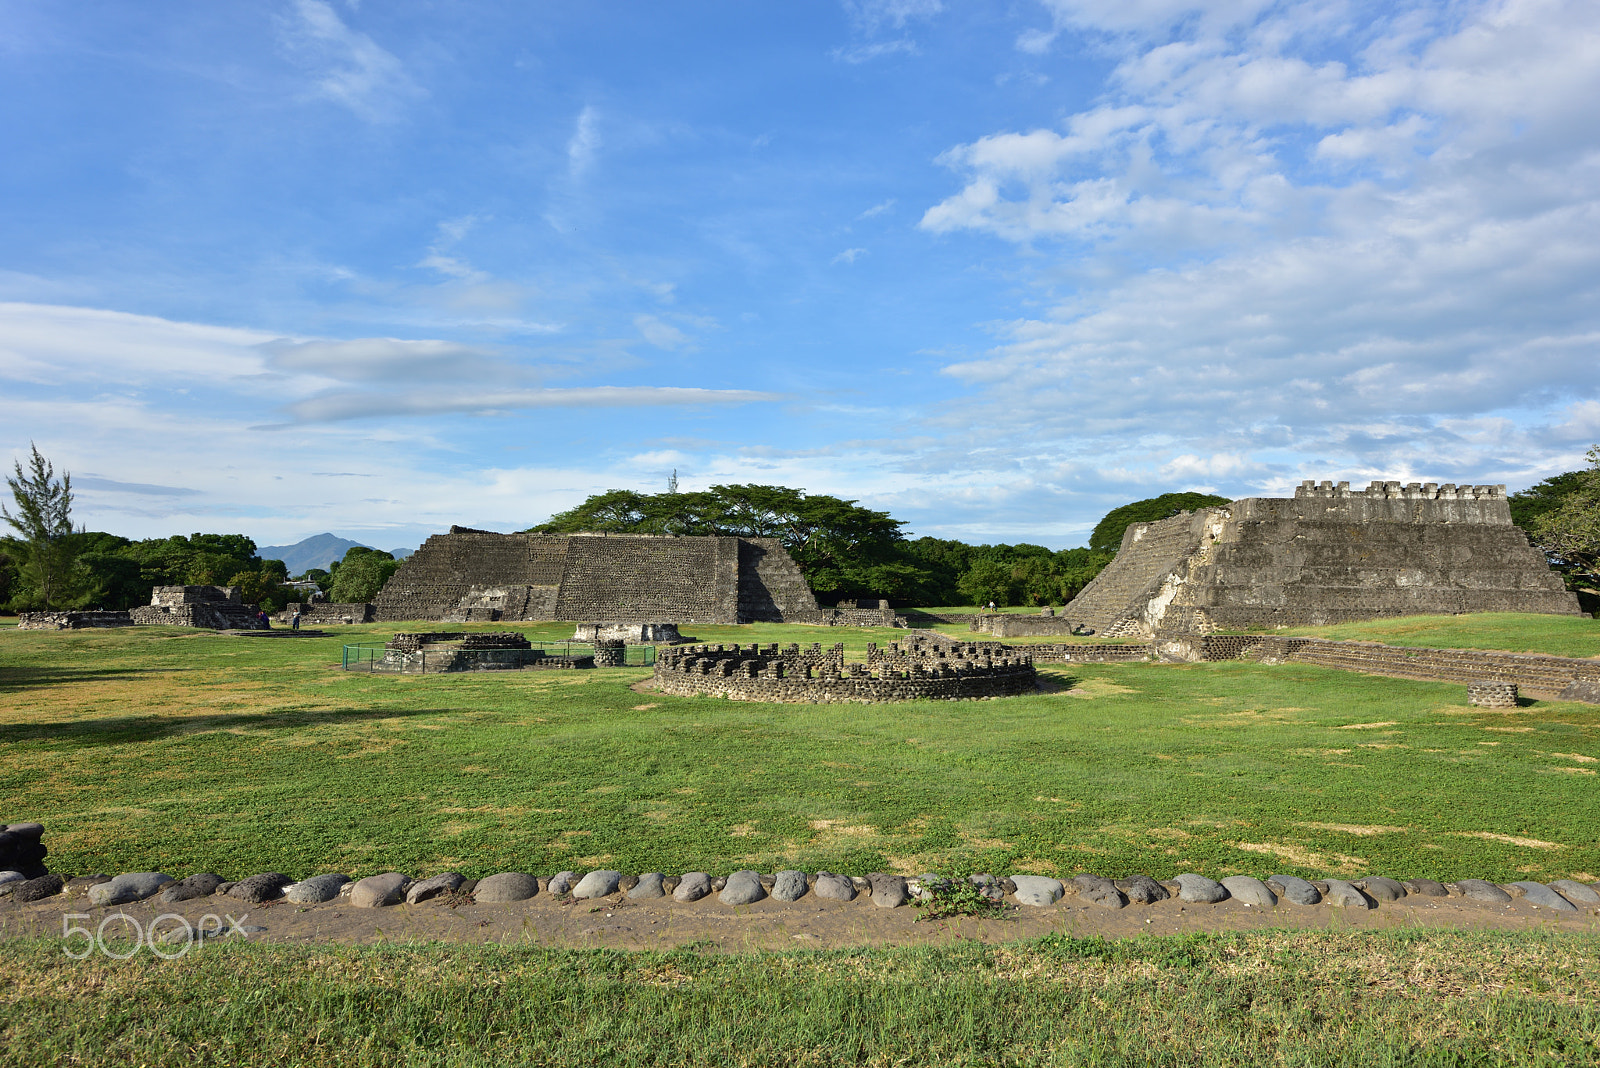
left=291, top=607, right=301, bottom=632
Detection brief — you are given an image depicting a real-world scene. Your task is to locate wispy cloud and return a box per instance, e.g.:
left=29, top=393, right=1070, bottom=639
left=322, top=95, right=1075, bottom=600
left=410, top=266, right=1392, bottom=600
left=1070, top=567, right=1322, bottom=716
left=842, top=0, right=944, bottom=32
left=634, top=314, right=689, bottom=349
left=278, top=385, right=779, bottom=424
left=74, top=476, right=202, bottom=497
left=832, top=247, right=868, bottom=264
left=260, top=337, right=514, bottom=382
left=857, top=198, right=896, bottom=219
left=568, top=105, right=600, bottom=179
left=834, top=0, right=942, bottom=62
left=276, top=0, right=421, bottom=122
left=832, top=38, right=920, bottom=63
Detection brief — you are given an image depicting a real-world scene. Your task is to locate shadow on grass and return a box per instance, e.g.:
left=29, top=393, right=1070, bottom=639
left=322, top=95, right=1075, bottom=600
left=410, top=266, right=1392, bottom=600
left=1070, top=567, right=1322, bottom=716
left=1031, top=669, right=1082, bottom=695
left=0, top=664, right=173, bottom=695
left=0, top=705, right=455, bottom=748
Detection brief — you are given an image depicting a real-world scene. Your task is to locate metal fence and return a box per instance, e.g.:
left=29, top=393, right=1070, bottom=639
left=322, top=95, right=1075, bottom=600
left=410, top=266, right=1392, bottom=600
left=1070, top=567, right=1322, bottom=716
left=340, top=639, right=655, bottom=673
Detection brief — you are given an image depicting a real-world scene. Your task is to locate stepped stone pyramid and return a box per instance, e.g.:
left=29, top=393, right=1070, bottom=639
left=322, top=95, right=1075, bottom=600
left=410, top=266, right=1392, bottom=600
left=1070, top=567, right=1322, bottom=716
left=1064, top=480, right=1581, bottom=638
left=372, top=527, right=820, bottom=624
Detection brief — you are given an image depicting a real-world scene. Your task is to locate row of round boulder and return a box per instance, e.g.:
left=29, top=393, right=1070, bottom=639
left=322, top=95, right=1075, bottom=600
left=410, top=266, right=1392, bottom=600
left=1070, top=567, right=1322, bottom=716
left=4, top=867, right=1597, bottom=913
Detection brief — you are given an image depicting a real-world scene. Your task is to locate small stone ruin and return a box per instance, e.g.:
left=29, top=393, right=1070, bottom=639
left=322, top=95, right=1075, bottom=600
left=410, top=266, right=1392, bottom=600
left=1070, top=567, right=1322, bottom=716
left=279, top=602, right=374, bottom=626
left=652, top=636, right=1036, bottom=704
left=379, top=632, right=592, bottom=673
left=16, top=610, right=133, bottom=630
left=571, top=622, right=682, bottom=644
left=130, top=586, right=266, bottom=630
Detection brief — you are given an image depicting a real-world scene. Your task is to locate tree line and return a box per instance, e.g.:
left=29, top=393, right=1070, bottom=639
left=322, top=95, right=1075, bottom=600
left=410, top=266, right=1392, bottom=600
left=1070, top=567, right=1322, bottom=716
left=10, top=439, right=1595, bottom=615
left=1, top=445, right=400, bottom=612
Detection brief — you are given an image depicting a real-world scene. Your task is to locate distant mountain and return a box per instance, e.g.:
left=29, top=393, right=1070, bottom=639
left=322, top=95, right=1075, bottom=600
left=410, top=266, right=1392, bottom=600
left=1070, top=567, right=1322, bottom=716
left=257, top=533, right=414, bottom=577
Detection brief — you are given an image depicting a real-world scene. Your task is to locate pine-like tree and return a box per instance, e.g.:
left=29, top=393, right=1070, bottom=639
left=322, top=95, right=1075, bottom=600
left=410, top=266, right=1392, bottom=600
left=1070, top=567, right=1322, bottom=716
left=2, top=444, right=88, bottom=610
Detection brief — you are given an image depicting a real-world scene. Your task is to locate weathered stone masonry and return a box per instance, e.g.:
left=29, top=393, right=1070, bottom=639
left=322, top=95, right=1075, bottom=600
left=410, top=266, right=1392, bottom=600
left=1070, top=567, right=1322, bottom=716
left=1063, top=480, right=1581, bottom=639
left=130, top=586, right=266, bottom=630
left=17, top=610, right=133, bottom=630
left=374, top=528, right=822, bottom=625
left=380, top=631, right=593, bottom=672
left=651, top=637, right=1036, bottom=703
left=1178, top=634, right=1600, bottom=700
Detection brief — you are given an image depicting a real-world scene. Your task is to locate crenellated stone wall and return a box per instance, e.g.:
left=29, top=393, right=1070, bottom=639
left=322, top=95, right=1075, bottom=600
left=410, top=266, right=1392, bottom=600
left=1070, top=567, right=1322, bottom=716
left=650, top=639, right=1036, bottom=703
left=1021, top=643, right=1153, bottom=663
left=1062, top=480, right=1581, bottom=639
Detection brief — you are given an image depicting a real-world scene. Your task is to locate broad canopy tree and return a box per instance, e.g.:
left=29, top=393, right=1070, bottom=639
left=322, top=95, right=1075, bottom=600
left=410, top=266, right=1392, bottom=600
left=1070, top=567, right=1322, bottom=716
left=531, top=484, right=914, bottom=600
left=1519, top=445, right=1600, bottom=606
left=531, top=483, right=1224, bottom=607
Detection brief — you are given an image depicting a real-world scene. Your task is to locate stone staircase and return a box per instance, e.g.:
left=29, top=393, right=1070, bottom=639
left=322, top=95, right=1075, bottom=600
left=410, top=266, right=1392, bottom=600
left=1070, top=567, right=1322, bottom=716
left=1063, top=511, right=1211, bottom=636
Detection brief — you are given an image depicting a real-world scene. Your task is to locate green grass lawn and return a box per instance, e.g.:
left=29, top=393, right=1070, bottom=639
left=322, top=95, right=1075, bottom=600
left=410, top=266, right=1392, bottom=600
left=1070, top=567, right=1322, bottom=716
left=3, top=929, right=1597, bottom=1066
left=1275, top=612, right=1600, bottom=659
left=1, top=619, right=1597, bottom=884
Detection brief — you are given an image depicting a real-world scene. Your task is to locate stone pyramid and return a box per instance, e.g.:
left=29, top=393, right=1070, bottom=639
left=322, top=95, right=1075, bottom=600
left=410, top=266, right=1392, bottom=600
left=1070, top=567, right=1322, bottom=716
left=1064, top=481, right=1581, bottom=638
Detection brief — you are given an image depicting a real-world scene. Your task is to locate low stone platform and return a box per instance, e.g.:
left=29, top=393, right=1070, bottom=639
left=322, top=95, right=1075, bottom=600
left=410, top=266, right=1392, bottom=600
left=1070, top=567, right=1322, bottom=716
left=378, top=632, right=592, bottom=673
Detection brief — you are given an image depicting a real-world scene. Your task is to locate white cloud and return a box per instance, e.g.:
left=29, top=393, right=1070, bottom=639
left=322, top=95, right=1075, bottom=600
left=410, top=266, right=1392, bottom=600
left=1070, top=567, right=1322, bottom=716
left=832, top=38, right=919, bottom=64
left=0, top=302, right=273, bottom=385
left=277, top=0, right=420, bottom=122
left=1033, top=0, right=1277, bottom=35
left=858, top=198, right=897, bottom=219
left=834, top=0, right=942, bottom=62
left=832, top=247, right=868, bottom=264
left=279, top=386, right=779, bottom=424
left=634, top=314, right=689, bottom=349
left=1016, top=28, right=1058, bottom=54
left=568, top=105, right=601, bottom=178
left=920, top=0, right=1600, bottom=487
left=260, top=337, right=511, bottom=382
left=842, top=0, right=944, bottom=32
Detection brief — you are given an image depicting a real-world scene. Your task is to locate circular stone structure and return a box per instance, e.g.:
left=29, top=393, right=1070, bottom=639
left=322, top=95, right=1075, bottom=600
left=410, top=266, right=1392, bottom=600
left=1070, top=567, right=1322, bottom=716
left=651, top=637, right=1036, bottom=703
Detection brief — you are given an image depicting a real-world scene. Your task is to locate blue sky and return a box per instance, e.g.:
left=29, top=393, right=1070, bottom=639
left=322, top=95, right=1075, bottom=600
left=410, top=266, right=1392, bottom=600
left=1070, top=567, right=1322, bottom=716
left=3, top=0, right=1597, bottom=552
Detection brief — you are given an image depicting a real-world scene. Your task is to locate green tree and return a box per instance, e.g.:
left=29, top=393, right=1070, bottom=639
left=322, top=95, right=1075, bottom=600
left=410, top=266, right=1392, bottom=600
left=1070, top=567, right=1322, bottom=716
left=327, top=547, right=400, bottom=603
left=74, top=532, right=146, bottom=610
left=1529, top=446, right=1600, bottom=599
left=1510, top=470, right=1590, bottom=534
left=2, top=444, right=93, bottom=610
left=0, top=543, right=18, bottom=610
left=1089, top=492, right=1231, bottom=554
left=228, top=569, right=296, bottom=612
